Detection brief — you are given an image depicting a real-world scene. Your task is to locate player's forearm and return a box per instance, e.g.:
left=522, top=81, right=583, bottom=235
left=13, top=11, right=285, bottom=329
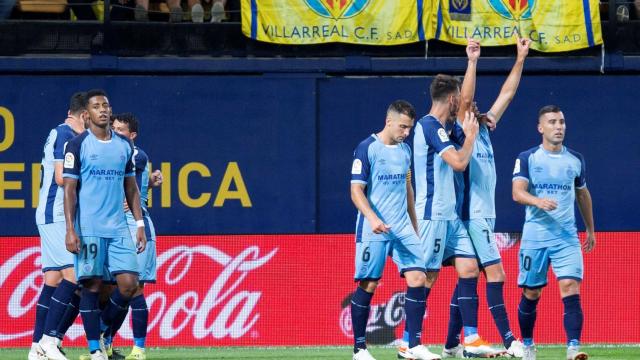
left=576, top=189, right=595, bottom=233
left=125, top=180, right=144, bottom=221
left=458, top=59, right=477, bottom=121
left=350, top=186, right=377, bottom=222
left=455, top=136, right=475, bottom=171
left=489, top=58, right=524, bottom=123
left=63, top=181, right=77, bottom=230
left=512, top=187, right=538, bottom=206
left=406, top=184, right=418, bottom=232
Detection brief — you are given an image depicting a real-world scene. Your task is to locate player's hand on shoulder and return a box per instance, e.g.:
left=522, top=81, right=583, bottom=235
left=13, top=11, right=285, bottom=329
left=535, top=197, right=557, bottom=211
left=369, top=217, right=391, bottom=234
left=65, top=229, right=80, bottom=254
left=462, top=110, right=479, bottom=138
left=583, top=232, right=596, bottom=253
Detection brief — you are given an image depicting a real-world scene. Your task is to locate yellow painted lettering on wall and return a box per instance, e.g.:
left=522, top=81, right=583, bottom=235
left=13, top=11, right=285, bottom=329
left=160, top=162, right=171, bottom=208
left=0, top=163, right=25, bottom=208
left=178, top=162, right=211, bottom=208
left=213, top=162, right=252, bottom=207
left=0, top=107, right=15, bottom=152
left=32, top=163, right=41, bottom=208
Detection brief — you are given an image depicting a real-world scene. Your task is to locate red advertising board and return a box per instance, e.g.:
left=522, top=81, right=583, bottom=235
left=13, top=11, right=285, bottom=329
left=0, top=233, right=638, bottom=347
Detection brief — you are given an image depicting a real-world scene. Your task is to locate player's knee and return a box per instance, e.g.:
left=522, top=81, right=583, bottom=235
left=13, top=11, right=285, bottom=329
left=425, top=271, right=439, bottom=287
left=358, top=280, right=378, bottom=293
left=484, top=264, right=506, bottom=282
left=60, top=268, right=77, bottom=284
left=43, top=270, right=63, bottom=287
left=404, top=270, right=426, bottom=287
left=455, top=260, right=480, bottom=278
left=558, top=279, right=580, bottom=296
left=522, top=287, right=541, bottom=300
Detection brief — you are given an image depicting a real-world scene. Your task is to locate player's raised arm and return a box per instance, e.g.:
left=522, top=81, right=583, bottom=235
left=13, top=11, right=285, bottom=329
left=440, top=110, right=479, bottom=171
left=485, top=37, right=530, bottom=129
left=457, top=39, right=480, bottom=123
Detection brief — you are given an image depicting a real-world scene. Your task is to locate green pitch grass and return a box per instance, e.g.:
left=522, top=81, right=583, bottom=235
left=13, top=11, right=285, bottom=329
left=3, top=345, right=639, bottom=359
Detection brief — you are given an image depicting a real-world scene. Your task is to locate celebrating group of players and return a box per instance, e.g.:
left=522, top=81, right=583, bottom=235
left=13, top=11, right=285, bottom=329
left=350, top=38, right=595, bottom=360
left=31, top=90, right=161, bottom=360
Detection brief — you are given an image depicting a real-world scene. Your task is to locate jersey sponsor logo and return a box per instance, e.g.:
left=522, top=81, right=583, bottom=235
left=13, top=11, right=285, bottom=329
left=532, top=183, right=572, bottom=191
left=513, top=158, right=520, bottom=174
left=437, top=128, right=449, bottom=143
left=475, top=152, right=494, bottom=160
left=376, top=173, right=406, bottom=181
left=64, top=153, right=75, bottom=169
left=89, top=169, right=125, bottom=176
left=351, top=159, right=363, bottom=175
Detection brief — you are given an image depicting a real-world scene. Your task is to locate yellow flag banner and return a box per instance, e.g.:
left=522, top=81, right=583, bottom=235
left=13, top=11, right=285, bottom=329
left=425, top=0, right=603, bottom=52
left=241, top=0, right=425, bottom=45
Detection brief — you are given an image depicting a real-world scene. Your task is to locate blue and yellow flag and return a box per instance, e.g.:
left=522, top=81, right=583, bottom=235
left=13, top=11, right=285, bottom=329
left=241, top=0, right=425, bottom=45
left=426, top=0, right=602, bottom=52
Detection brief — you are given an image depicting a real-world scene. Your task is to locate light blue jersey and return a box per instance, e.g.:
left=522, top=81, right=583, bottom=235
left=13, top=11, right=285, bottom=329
left=512, top=145, right=586, bottom=250
left=451, top=122, right=496, bottom=220
left=413, top=115, right=457, bottom=220
left=351, top=134, right=414, bottom=242
left=36, top=123, right=79, bottom=225
left=62, top=129, right=135, bottom=238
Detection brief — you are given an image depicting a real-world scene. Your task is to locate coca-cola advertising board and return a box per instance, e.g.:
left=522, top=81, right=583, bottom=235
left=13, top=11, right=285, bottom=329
left=0, top=233, right=637, bottom=347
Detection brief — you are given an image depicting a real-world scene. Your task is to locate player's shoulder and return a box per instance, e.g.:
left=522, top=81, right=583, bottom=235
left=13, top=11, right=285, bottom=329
left=417, top=114, right=441, bottom=129
left=518, top=145, right=540, bottom=159
left=134, top=146, right=149, bottom=159
left=113, top=131, right=134, bottom=149
left=564, top=146, right=585, bottom=162
left=54, top=123, right=79, bottom=141
left=66, top=130, right=90, bottom=147
left=354, top=134, right=377, bottom=154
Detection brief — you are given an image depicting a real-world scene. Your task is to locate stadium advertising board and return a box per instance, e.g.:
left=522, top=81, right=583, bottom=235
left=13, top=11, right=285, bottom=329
left=0, top=233, right=637, bottom=346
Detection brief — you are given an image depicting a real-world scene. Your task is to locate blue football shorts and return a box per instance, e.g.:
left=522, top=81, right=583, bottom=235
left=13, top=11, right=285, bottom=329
left=517, top=242, right=584, bottom=289
left=464, top=218, right=502, bottom=268
left=75, top=236, right=139, bottom=282
left=126, top=212, right=157, bottom=283
left=419, top=219, right=476, bottom=272
left=37, top=222, right=75, bottom=272
left=354, top=227, right=425, bottom=281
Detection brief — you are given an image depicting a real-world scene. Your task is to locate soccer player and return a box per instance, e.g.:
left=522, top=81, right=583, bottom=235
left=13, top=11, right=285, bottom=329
left=31, top=92, right=87, bottom=360
left=63, top=89, right=147, bottom=360
left=407, top=39, right=502, bottom=359
left=107, top=113, right=163, bottom=360
left=512, top=105, right=595, bottom=360
left=350, top=100, right=436, bottom=360
left=442, top=38, right=531, bottom=358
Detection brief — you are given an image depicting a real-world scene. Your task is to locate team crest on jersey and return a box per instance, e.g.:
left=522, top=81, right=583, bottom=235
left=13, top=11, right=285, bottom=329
left=304, top=0, right=370, bottom=20
left=351, top=159, right=363, bottom=175
left=513, top=158, right=520, bottom=174
left=64, top=153, right=75, bottom=169
left=437, top=128, right=450, bottom=143
left=487, top=0, right=536, bottom=21
left=82, top=263, right=93, bottom=273
left=566, top=167, right=575, bottom=178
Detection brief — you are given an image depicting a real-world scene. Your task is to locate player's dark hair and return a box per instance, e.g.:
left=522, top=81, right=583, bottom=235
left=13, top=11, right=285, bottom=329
left=387, top=100, right=416, bottom=120
left=112, top=112, right=139, bottom=134
left=430, top=74, right=461, bottom=102
left=68, top=92, right=86, bottom=115
left=84, top=89, right=108, bottom=108
left=538, top=105, right=562, bottom=120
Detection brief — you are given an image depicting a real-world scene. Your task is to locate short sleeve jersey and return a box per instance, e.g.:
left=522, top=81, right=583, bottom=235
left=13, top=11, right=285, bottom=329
left=62, top=129, right=135, bottom=238
left=36, top=123, right=78, bottom=224
left=512, top=145, right=587, bottom=249
left=413, top=115, right=457, bottom=220
left=351, top=134, right=413, bottom=242
left=451, top=121, right=496, bottom=220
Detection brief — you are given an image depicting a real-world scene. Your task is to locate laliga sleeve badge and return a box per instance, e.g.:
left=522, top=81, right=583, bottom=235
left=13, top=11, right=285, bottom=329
left=351, top=159, right=362, bottom=175
left=437, top=128, right=449, bottom=143
left=64, top=153, right=75, bottom=169
left=513, top=159, right=521, bottom=175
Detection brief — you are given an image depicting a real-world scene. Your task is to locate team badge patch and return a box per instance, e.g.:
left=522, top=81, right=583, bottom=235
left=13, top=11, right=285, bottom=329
left=513, top=158, right=520, bottom=174
left=437, top=128, right=450, bottom=143
left=64, top=153, right=75, bottom=169
left=351, top=159, right=362, bottom=175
